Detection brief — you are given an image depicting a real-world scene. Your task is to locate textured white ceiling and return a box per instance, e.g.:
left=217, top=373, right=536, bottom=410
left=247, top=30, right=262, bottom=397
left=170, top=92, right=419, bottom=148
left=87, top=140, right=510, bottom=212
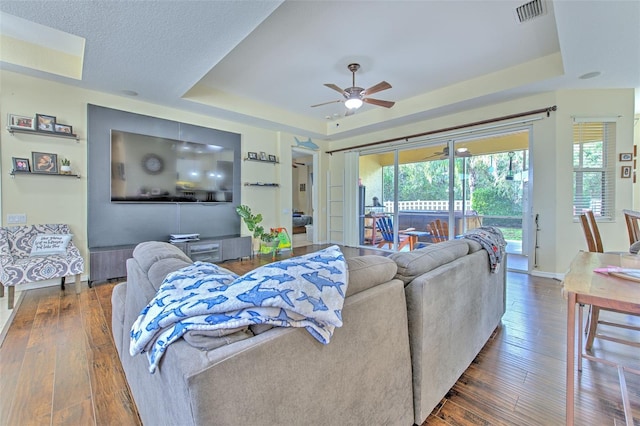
left=1, top=0, right=638, bottom=140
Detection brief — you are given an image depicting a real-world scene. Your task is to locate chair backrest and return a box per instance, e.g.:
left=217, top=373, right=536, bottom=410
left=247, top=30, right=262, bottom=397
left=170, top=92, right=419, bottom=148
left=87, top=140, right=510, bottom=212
left=623, top=209, right=640, bottom=245
left=427, top=219, right=448, bottom=242
left=375, top=216, right=395, bottom=241
left=579, top=211, right=603, bottom=253
left=1, top=224, right=72, bottom=258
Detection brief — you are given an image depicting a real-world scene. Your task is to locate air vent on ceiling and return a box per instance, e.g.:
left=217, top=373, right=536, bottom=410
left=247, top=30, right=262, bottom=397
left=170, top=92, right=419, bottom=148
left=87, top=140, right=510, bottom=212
left=515, top=0, right=545, bottom=23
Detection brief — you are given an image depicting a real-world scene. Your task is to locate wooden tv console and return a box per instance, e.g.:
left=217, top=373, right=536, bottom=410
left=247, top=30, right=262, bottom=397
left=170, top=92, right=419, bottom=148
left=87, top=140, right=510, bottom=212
left=89, top=235, right=251, bottom=286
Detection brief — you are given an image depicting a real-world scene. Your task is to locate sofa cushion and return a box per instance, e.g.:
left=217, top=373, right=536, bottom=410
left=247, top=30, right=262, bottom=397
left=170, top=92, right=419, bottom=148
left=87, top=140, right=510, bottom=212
left=147, top=257, right=198, bottom=292
left=133, top=241, right=191, bottom=274
left=465, top=239, right=483, bottom=253
left=183, top=328, right=253, bottom=350
left=390, top=239, right=471, bottom=284
left=346, top=255, right=397, bottom=297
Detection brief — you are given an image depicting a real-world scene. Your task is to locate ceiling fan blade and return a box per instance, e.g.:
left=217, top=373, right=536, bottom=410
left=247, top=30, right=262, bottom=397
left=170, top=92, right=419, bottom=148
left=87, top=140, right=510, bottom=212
left=363, top=98, right=395, bottom=108
left=364, top=81, right=391, bottom=96
left=311, top=99, right=343, bottom=108
left=324, top=83, right=346, bottom=95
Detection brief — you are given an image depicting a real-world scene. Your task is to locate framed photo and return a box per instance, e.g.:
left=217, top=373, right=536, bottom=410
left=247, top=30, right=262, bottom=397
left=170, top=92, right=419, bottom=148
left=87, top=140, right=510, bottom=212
left=12, top=157, right=31, bottom=172
left=268, top=154, right=277, bottom=162
left=35, top=114, right=56, bottom=132
left=259, top=151, right=267, bottom=161
left=300, top=183, right=306, bottom=192
left=247, top=152, right=258, bottom=160
left=621, top=165, right=632, bottom=178
left=32, top=152, right=58, bottom=174
left=619, top=153, right=633, bottom=162
left=8, top=114, right=35, bottom=130
left=54, top=123, right=73, bottom=134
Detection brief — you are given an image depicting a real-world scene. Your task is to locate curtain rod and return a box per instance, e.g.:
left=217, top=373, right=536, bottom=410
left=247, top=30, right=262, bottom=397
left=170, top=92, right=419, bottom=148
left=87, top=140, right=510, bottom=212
left=326, top=105, right=557, bottom=155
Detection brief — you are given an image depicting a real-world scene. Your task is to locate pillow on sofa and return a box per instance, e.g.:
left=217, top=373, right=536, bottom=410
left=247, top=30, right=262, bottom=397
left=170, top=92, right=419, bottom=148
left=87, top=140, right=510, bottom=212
left=346, top=256, right=398, bottom=297
left=390, top=239, right=471, bottom=284
left=29, top=234, right=72, bottom=256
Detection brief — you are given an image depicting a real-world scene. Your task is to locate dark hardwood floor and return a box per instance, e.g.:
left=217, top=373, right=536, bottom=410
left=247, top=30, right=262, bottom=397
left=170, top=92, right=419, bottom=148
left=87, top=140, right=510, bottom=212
left=1, top=244, right=638, bottom=425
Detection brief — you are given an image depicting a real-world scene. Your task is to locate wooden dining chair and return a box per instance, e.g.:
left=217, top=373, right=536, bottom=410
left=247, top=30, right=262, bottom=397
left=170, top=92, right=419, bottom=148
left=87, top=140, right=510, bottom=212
left=578, top=210, right=640, bottom=350
left=623, top=209, right=640, bottom=246
left=578, top=210, right=603, bottom=253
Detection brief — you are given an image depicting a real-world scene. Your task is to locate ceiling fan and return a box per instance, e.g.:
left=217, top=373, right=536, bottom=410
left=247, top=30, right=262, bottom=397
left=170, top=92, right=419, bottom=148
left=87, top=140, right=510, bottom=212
left=426, top=146, right=473, bottom=160
left=311, top=63, right=395, bottom=116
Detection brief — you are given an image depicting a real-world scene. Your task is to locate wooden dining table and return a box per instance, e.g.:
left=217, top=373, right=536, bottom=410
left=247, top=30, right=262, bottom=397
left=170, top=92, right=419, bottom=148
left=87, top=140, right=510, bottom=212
left=562, top=251, right=640, bottom=425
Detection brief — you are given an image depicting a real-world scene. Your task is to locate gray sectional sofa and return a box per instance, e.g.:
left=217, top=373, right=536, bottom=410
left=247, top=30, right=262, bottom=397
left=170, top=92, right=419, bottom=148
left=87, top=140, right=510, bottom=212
left=112, top=239, right=505, bottom=425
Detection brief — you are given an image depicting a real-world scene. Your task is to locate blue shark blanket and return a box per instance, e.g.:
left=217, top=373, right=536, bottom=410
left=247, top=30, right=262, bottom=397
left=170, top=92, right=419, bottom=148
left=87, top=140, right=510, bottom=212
left=130, top=245, right=348, bottom=373
left=463, top=226, right=507, bottom=273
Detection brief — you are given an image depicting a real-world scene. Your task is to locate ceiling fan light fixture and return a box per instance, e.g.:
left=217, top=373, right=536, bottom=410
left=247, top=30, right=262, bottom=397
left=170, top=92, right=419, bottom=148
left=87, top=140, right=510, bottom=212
left=345, top=96, right=363, bottom=110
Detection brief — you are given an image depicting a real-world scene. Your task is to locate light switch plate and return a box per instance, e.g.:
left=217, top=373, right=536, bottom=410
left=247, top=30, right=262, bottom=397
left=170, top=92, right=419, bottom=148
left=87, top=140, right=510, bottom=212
left=7, top=213, right=26, bottom=224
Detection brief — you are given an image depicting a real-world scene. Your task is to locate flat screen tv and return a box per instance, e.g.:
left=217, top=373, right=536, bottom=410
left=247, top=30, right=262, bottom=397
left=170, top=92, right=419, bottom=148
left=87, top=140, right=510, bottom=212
left=111, top=129, right=235, bottom=203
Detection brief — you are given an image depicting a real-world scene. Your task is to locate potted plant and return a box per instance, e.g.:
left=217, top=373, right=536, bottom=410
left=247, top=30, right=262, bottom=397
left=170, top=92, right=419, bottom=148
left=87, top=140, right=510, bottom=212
left=60, top=158, right=72, bottom=174
left=236, top=205, right=281, bottom=257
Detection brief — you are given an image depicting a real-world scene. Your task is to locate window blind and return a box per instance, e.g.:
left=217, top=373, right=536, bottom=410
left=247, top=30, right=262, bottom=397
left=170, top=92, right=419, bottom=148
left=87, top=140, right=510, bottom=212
left=572, top=121, right=616, bottom=220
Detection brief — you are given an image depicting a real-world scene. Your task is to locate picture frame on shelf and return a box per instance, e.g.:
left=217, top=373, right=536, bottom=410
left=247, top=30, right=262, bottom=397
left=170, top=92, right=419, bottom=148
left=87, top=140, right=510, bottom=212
left=268, top=154, right=277, bottom=162
left=32, top=152, right=58, bottom=174
left=259, top=151, right=267, bottom=161
left=619, top=153, right=633, bottom=162
left=247, top=152, right=258, bottom=160
left=12, top=157, right=31, bottom=172
left=54, top=123, right=73, bottom=134
left=8, top=114, right=35, bottom=130
left=621, top=165, right=632, bottom=178
left=35, top=114, right=56, bottom=132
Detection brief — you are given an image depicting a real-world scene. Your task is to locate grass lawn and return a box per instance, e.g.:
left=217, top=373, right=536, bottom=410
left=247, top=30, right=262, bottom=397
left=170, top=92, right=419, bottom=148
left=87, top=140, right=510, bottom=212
left=498, top=227, right=522, bottom=241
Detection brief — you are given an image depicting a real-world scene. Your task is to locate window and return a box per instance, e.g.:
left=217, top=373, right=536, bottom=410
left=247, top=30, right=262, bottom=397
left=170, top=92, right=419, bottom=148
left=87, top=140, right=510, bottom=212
left=573, top=120, right=616, bottom=219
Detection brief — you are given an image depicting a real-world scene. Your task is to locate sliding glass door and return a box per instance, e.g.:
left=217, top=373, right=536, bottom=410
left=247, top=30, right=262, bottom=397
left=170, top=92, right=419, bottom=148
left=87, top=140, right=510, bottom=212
left=357, top=129, right=531, bottom=271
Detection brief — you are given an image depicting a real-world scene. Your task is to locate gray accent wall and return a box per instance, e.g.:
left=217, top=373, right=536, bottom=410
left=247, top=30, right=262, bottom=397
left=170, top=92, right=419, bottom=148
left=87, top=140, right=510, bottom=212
left=87, top=104, right=241, bottom=248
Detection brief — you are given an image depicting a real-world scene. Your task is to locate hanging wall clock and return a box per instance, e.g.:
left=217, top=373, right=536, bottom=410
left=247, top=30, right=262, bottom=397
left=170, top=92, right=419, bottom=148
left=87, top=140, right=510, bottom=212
left=141, top=153, right=164, bottom=174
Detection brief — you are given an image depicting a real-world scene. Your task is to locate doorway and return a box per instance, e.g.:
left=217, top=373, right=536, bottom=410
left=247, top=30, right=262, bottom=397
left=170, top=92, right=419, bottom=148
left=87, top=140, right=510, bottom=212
left=291, top=147, right=316, bottom=248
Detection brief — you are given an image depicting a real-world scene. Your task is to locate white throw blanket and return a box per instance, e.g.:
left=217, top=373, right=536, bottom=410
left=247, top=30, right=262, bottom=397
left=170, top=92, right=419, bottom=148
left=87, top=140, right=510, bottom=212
left=130, top=245, right=348, bottom=373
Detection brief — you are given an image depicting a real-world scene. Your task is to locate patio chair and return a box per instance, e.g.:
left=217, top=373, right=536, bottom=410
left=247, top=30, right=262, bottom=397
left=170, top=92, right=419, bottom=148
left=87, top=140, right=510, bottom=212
left=375, top=216, right=415, bottom=251
left=0, top=224, right=84, bottom=309
left=578, top=211, right=640, bottom=350
left=427, top=219, right=449, bottom=243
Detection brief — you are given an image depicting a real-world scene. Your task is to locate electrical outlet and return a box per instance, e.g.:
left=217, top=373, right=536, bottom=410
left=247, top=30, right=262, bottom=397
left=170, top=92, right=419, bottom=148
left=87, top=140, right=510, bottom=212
left=7, top=213, right=26, bottom=224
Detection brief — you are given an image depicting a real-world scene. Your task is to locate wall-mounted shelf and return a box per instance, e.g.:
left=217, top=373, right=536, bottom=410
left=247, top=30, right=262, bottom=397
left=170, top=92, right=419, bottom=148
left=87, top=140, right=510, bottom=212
left=244, top=182, right=279, bottom=187
left=9, top=170, right=81, bottom=179
left=244, top=158, right=279, bottom=165
left=7, top=127, right=80, bottom=142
